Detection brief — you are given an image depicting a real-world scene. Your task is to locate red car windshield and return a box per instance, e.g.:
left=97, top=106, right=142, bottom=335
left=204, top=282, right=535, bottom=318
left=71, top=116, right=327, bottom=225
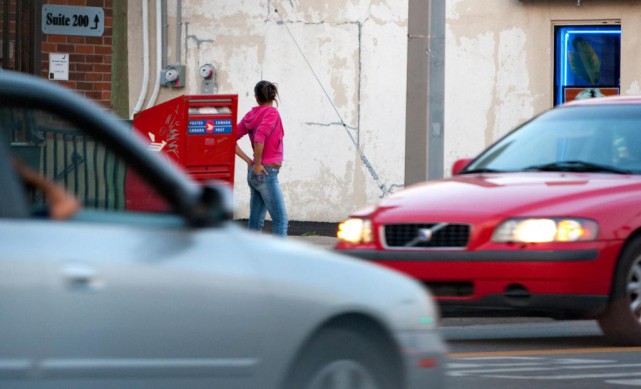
left=464, top=104, right=641, bottom=175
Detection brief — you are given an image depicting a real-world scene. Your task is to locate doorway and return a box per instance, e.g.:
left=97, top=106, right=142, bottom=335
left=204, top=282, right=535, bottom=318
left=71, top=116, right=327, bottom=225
left=0, top=0, right=41, bottom=74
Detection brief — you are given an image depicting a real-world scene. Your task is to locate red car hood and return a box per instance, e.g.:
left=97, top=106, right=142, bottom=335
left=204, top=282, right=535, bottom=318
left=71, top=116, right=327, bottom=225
left=372, top=172, right=641, bottom=223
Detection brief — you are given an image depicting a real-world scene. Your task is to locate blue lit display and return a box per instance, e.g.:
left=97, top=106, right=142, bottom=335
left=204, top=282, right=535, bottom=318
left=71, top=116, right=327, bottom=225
left=554, top=25, right=621, bottom=105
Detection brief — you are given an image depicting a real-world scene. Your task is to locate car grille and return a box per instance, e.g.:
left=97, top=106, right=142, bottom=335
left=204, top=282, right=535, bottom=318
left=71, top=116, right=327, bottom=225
left=383, top=223, right=470, bottom=249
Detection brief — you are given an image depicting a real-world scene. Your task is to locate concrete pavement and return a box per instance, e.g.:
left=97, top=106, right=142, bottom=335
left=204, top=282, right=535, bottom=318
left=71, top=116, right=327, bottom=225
left=290, top=235, right=337, bottom=249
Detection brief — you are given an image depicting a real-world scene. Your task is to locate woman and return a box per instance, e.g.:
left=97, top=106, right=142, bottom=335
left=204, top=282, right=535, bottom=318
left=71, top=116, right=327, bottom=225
left=235, top=80, right=288, bottom=236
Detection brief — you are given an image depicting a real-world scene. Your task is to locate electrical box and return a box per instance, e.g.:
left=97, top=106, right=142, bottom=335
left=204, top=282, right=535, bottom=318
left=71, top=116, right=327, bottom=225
left=160, top=64, right=186, bottom=87
left=199, top=63, right=216, bottom=94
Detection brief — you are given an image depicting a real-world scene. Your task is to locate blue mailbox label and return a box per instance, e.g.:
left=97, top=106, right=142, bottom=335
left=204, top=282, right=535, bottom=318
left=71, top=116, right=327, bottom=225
left=188, top=119, right=232, bottom=135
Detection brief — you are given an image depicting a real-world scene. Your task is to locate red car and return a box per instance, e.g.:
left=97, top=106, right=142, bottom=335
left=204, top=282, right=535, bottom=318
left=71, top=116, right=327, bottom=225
left=336, top=96, right=641, bottom=345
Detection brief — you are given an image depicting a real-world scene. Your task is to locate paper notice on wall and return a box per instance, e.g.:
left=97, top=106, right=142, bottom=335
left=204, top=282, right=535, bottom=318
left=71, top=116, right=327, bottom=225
left=49, top=53, right=69, bottom=80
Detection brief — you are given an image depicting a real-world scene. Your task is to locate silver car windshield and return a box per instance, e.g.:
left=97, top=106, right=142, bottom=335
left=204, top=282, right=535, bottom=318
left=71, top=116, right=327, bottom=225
left=465, top=105, right=641, bottom=175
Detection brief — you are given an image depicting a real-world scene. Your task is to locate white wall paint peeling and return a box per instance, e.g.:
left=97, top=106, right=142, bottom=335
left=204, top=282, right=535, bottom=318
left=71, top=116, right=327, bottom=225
left=626, top=81, right=641, bottom=95
left=127, top=0, right=641, bottom=223
left=444, top=30, right=496, bottom=167
left=443, top=0, right=641, bottom=177
left=493, top=28, right=534, bottom=141
left=128, top=0, right=408, bottom=222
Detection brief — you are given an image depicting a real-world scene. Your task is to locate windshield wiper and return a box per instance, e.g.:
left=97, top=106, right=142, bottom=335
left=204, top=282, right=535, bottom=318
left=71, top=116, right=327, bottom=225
left=461, top=167, right=506, bottom=174
left=523, top=160, right=632, bottom=174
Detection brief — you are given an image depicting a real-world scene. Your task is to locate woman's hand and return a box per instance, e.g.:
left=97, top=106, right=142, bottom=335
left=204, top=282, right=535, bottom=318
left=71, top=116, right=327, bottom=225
left=253, top=163, right=268, bottom=175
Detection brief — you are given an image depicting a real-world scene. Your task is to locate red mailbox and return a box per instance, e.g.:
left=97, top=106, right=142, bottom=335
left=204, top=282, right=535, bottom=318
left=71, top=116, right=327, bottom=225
left=126, top=94, right=238, bottom=211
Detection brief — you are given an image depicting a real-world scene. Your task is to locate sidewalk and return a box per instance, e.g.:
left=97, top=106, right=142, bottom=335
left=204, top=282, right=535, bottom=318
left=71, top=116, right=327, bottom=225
left=235, top=219, right=338, bottom=249
left=290, top=235, right=337, bottom=249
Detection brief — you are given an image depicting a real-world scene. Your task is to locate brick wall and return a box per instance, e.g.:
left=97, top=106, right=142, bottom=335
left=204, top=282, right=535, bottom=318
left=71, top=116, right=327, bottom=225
left=40, top=0, right=113, bottom=108
left=0, top=2, right=16, bottom=70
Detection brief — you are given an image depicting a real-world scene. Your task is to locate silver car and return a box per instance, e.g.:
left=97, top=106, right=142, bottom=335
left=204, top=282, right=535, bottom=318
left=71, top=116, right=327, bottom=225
left=0, top=71, right=446, bottom=389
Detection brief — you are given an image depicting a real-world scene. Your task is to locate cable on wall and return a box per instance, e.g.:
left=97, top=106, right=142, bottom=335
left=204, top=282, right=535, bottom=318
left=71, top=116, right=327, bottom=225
left=267, top=0, right=401, bottom=197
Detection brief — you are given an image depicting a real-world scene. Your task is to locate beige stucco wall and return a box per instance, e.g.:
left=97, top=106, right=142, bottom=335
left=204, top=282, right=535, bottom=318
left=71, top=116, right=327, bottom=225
left=128, top=0, right=407, bottom=222
left=445, top=0, right=641, bottom=173
left=126, top=0, right=641, bottom=223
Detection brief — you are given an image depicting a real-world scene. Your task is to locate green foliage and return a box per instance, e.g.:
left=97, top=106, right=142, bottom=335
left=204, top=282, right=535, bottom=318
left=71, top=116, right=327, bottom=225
left=569, top=37, right=601, bottom=85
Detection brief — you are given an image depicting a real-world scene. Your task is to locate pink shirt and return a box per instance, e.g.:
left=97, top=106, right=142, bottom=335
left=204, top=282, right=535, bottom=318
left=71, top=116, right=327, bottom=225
left=236, top=105, right=284, bottom=165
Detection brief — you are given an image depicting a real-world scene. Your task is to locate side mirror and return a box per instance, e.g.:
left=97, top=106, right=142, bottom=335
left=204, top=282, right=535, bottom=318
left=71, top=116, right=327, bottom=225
left=451, top=158, right=473, bottom=176
left=188, top=180, right=234, bottom=227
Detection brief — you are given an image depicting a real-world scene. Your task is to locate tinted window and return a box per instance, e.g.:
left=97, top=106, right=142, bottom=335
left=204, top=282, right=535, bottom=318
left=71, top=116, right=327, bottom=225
left=466, top=105, right=641, bottom=173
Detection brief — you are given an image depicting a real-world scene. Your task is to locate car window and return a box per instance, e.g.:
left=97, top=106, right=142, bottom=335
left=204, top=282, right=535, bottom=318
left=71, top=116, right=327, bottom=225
left=467, top=105, right=641, bottom=173
left=2, top=107, right=172, bottom=218
left=0, top=136, right=29, bottom=219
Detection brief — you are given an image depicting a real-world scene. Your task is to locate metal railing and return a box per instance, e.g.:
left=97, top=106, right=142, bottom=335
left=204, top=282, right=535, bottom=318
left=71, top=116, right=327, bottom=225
left=8, top=111, right=127, bottom=211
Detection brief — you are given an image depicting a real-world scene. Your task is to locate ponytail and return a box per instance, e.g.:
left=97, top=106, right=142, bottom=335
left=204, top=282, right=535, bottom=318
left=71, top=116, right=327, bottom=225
left=254, top=80, right=279, bottom=106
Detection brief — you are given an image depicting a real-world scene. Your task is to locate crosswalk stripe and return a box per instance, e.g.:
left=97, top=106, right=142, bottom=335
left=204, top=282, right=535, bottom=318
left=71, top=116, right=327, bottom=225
left=449, top=347, right=641, bottom=358
left=605, top=379, right=641, bottom=386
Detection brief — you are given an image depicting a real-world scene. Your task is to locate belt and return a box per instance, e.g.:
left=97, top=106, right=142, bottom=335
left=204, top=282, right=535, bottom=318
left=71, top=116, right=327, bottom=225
left=264, top=163, right=282, bottom=169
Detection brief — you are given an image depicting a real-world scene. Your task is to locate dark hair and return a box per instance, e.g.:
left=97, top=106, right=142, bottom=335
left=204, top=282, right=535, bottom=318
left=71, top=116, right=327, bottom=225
left=254, top=80, right=279, bottom=105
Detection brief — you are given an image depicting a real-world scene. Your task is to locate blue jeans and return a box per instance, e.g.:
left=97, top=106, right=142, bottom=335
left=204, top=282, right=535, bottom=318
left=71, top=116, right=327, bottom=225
left=247, top=166, right=288, bottom=236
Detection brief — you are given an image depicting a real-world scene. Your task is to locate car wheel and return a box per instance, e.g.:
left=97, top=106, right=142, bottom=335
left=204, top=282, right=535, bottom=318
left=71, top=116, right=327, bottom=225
left=598, top=238, right=641, bottom=346
left=283, top=328, right=399, bottom=389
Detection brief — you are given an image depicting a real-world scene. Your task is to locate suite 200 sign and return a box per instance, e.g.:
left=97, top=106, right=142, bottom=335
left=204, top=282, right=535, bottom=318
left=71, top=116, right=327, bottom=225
left=46, top=12, right=91, bottom=28
left=41, top=5, right=104, bottom=37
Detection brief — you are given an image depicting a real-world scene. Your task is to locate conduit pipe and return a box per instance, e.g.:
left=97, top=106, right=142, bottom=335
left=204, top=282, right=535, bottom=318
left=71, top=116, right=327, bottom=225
left=176, top=0, right=182, bottom=63
left=132, top=0, right=150, bottom=117
left=161, top=0, right=167, bottom=69
left=146, top=0, right=163, bottom=108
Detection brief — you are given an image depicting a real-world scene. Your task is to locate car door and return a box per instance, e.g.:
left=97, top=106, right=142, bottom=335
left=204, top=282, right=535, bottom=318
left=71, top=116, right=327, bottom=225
left=0, top=135, right=43, bottom=387
left=0, top=217, right=265, bottom=389
left=42, top=219, right=264, bottom=389
left=2, top=103, right=267, bottom=388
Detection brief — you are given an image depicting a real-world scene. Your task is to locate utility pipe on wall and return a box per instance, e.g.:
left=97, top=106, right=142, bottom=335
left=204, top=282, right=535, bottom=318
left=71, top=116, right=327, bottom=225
left=176, top=0, right=182, bottom=64
left=161, top=0, right=167, bottom=69
left=132, top=0, right=150, bottom=117
left=146, top=0, right=163, bottom=108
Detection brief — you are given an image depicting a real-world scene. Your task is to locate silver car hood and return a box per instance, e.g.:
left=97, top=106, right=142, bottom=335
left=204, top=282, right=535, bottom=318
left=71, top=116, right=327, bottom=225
left=230, top=226, right=440, bottom=333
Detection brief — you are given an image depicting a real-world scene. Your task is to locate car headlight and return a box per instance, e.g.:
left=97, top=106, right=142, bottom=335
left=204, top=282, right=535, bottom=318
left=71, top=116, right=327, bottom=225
left=337, top=218, right=373, bottom=244
left=492, top=218, right=598, bottom=243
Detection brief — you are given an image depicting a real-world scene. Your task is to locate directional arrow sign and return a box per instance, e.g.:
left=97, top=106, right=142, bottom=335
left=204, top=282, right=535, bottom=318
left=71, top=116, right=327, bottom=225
left=42, top=5, right=104, bottom=37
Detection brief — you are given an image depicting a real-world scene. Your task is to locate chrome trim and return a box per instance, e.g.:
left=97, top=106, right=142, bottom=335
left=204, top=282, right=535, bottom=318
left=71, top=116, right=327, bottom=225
left=380, top=223, right=471, bottom=251
left=0, top=359, right=32, bottom=379
left=338, top=249, right=599, bottom=262
left=404, top=223, right=449, bottom=247
left=39, top=358, right=258, bottom=378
